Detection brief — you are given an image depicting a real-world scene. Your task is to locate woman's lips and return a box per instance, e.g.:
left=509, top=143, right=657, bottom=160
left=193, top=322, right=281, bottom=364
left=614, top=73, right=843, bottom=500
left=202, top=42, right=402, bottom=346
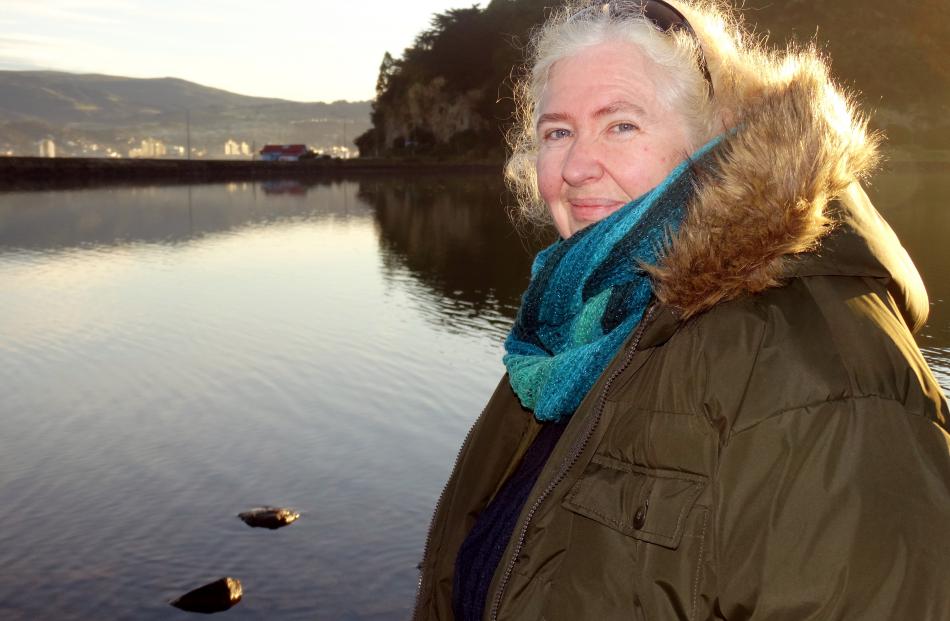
left=568, top=198, right=625, bottom=223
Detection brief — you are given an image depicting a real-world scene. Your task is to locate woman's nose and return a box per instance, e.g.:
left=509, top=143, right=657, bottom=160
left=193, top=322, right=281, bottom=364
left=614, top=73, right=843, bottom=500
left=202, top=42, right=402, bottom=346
left=561, top=138, right=604, bottom=186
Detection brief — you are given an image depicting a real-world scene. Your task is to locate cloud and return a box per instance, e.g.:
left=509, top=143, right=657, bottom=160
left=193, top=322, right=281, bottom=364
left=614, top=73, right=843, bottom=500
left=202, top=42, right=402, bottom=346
left=0, top=34, right=73, bottom=49
left=3, top=0, right=216, bottom=26
left=3, top=1, right=122, bottom=25
left=0, top=32, right=118, bottom=76
left=0, top=58, right=52, bottom=71
left=0, top=35, right=61, bottom=70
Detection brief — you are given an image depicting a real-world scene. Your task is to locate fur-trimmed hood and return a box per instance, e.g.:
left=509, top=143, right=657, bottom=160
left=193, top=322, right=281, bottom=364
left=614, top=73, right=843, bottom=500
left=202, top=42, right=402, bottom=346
left=648, top=53, right=929, bottom=332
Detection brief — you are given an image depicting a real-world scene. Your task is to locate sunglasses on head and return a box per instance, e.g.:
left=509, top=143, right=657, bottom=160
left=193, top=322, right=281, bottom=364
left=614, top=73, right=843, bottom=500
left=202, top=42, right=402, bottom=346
left=573, top=0, right=714, bottom=97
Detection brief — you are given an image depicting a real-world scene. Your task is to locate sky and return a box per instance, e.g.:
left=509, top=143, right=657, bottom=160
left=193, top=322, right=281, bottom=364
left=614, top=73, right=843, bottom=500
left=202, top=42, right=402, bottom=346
left=0, top=0, right=487, bottom=103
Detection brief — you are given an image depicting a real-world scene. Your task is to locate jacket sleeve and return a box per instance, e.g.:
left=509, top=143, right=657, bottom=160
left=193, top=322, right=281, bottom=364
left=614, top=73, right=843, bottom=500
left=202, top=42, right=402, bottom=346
left=713, top=395, right=950, bottom=620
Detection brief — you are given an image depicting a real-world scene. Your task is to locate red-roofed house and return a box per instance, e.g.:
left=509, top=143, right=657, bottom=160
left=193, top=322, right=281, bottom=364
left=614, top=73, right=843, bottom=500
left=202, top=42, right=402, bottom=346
left=259, top=144, right=309, bottom=161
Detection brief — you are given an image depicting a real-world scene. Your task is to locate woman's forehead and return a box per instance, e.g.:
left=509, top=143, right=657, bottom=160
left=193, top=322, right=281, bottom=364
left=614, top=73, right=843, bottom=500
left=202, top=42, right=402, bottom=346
left=538, top=41, right=660, bottom=118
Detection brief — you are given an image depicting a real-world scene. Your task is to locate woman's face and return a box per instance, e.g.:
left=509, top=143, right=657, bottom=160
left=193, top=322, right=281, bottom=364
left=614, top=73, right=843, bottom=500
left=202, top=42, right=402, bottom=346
left=536, top=39, right=694, bottom=239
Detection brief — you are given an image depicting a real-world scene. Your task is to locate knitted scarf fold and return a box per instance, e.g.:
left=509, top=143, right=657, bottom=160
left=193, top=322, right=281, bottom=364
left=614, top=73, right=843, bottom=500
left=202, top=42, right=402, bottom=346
left=503, top=137, right=721, bottom=422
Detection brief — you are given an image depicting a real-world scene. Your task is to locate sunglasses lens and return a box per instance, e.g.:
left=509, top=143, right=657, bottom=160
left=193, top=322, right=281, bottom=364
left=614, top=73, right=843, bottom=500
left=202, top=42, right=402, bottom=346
left=642, top=1, right=687, bottom=32
left=601, top=1, right=685, bottom=33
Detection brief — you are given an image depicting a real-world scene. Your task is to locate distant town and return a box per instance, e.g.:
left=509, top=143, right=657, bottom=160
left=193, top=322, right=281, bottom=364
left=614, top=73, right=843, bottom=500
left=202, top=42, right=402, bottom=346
left=0, top=71, right=372, bottom=163
left=20, top=137, right=356, bottom=160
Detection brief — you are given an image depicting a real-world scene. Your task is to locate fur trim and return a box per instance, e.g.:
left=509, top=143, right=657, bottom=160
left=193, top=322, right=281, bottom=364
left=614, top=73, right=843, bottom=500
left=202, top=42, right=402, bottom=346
left=647, top=52, right=880, bottom=319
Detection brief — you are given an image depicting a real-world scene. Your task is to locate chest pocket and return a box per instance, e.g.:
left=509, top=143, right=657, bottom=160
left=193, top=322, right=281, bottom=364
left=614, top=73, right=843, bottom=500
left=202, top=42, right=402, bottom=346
left=527, top=455, right=711, bottom=621
left=562, top=454, right=706, bottom=549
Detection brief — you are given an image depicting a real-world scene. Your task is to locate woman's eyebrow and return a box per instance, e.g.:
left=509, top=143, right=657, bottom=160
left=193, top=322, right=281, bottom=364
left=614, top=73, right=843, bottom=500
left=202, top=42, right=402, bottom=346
left=536, top=101, right=648, bottom=129
left=536, top=112, right=572, bottom=128
left=594, top=100, right=647, bottom=118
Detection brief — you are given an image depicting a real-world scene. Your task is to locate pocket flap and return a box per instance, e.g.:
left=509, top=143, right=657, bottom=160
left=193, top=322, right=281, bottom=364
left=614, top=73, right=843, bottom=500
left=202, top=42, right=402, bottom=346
left=562, top=455, right=706, bottom=549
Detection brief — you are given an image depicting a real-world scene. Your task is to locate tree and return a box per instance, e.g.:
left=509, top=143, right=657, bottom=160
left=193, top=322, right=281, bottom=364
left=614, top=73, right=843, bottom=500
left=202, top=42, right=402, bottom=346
left=361, top=0, right=548, bottom=159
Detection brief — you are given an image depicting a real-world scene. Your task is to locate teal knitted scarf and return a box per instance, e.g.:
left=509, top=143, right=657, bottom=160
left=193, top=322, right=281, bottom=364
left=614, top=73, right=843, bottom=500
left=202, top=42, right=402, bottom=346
left=503, top=137, right=722, bottom=422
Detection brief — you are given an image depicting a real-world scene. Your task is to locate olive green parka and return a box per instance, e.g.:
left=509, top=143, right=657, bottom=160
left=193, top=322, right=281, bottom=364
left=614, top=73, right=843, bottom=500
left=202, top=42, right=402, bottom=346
left=414, top=50, right=950, bottom=621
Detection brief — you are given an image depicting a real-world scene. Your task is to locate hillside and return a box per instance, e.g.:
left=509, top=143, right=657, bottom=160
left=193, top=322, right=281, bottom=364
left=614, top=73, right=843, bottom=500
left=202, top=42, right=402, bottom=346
left=741, top=0, right=950, bottom=144
left=358, top=0, right=950, bottom=158
left=0, top=71, right=372, bottom=158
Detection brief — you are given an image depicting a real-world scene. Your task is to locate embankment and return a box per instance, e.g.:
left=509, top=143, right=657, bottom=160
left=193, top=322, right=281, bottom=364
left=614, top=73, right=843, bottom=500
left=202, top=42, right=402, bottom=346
left=0, top=156, right=501, bottom=190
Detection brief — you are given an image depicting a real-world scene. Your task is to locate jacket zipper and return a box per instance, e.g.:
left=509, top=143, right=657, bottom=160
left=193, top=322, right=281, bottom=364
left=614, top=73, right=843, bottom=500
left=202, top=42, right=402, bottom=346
left=412, top=406, right=485, bottom=620
left=487, top=303, right=657, bottom=621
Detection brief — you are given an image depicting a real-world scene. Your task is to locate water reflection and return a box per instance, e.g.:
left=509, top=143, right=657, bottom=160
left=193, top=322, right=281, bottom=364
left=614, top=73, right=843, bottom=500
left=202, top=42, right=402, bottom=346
left=261, top=180, right=309, bottom=196
left=360, top=175, right=553, bottom=337
left=0, top=180, right=367, bottom=248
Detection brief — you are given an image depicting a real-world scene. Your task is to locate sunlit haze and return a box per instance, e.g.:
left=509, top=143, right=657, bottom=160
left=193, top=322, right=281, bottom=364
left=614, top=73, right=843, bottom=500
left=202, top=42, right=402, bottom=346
left=0, top=0, right=486, bottom=102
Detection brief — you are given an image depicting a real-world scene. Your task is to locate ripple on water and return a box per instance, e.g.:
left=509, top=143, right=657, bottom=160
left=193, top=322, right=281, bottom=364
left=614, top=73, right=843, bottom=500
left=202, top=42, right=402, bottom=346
left=922, top=347, right=950, bottom=397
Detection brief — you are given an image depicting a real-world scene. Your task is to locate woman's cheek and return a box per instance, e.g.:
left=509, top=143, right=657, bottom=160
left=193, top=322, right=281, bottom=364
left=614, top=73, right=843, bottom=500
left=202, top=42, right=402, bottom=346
left=535, top=150, right=562, bottom=206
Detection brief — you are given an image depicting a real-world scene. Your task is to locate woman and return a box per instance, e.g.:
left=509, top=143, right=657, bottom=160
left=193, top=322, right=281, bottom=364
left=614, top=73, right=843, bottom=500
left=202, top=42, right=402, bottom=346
left=415, top=1, right=950, bottom=619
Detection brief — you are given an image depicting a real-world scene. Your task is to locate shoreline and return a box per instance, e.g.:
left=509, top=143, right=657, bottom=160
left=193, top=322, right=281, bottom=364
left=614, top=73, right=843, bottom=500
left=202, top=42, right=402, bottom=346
left=0, top=156, right=503, bottom=191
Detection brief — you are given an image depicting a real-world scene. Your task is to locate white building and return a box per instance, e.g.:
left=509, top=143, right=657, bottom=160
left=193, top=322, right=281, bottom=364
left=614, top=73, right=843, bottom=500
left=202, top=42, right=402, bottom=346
left=39, top=138, right=56, bottom=158
left=225, top=140, right=253, bottom=157
left=329, top=145, right=353, bottom=159
left=129, top=138, right=166, bottom=158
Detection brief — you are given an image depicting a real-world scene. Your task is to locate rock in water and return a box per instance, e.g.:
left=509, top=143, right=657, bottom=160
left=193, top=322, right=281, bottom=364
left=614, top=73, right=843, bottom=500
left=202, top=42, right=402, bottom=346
left=170, top=576, right=242, bottom=614
left=238, top=506, right=300, bottom=529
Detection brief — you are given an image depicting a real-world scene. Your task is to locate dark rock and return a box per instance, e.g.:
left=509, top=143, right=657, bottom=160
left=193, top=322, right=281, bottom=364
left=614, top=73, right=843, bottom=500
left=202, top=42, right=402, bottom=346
left=170, top=576, right=242, bottom=614
left=237, top=506, right=300, bottom=529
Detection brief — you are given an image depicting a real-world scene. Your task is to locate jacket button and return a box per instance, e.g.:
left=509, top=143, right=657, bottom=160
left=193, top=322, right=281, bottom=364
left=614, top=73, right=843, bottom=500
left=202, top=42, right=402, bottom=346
left=633, top=500, right=649, bottom=530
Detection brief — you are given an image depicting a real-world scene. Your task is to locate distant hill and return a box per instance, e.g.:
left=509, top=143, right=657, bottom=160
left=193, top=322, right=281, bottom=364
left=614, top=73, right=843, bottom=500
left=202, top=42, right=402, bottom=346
left=358, top=0, right=949, bottom=158
left=0, top=71, right=372, bottom=157
left=740, top=0, right=950, bottom=145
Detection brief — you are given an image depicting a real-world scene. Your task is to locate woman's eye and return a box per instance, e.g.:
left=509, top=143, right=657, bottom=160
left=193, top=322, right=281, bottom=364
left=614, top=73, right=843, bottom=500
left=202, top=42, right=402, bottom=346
left=544, top=128, right=571, bottom=141
left=612, top=122, right=638, bottom=133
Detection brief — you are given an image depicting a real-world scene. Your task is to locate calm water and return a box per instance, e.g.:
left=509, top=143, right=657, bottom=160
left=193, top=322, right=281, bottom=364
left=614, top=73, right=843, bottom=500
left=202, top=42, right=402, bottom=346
left=0, top=167, right=947, bottom=620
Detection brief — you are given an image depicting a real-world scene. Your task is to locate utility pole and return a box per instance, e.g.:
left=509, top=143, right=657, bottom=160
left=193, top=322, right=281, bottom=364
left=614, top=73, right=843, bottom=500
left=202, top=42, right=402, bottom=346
left=186, top=109, right=192, bottom=160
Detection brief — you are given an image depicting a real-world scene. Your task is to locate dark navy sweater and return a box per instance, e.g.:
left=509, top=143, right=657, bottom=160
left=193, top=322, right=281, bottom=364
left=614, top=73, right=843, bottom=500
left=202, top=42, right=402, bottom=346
left=452, top=422, right=566, bottom=621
